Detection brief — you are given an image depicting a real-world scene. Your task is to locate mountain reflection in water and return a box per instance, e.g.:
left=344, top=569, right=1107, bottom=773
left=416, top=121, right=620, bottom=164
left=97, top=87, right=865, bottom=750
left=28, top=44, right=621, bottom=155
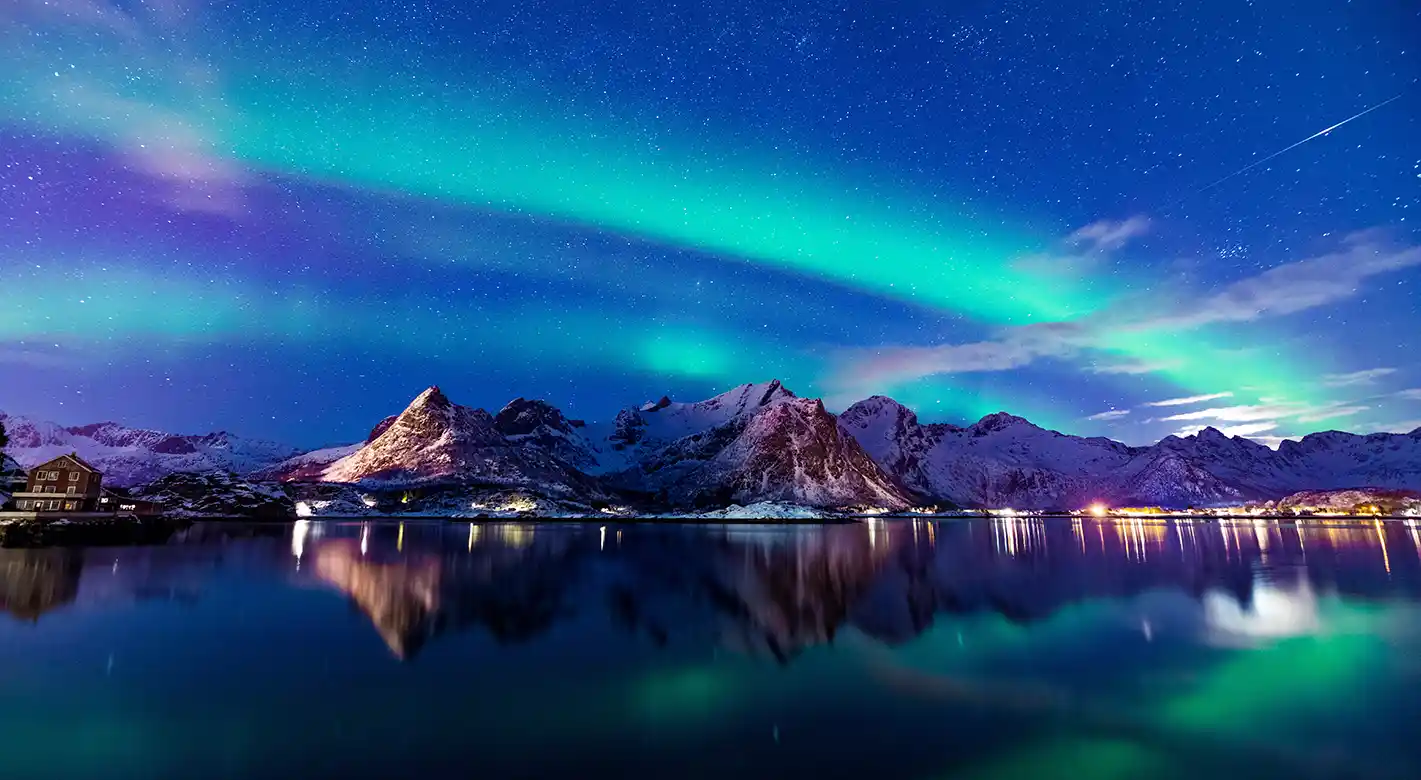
left=3, top=517, right=1421, bottom=780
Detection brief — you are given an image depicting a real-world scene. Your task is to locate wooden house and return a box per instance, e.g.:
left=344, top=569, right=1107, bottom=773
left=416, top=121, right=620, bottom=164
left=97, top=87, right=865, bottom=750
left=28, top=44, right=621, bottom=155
left=11, top=453, right=105, bottom=513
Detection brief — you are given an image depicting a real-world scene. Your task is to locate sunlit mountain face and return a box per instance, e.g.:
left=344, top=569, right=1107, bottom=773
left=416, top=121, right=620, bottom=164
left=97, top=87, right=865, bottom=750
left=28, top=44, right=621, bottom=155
left=2, top=1, right=1418, bottom=448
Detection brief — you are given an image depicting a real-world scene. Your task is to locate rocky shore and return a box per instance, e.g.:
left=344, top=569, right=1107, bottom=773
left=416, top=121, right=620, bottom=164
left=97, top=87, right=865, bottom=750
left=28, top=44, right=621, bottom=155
left=0, top=515, right=190, bottom=548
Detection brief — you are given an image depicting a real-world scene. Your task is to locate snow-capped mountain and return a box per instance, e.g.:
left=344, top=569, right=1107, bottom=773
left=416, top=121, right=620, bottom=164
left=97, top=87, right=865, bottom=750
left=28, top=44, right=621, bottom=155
left=7, top=382, right=1419, bottom=511
left=839, top=396, right=1421, bottom=509
left=840, top=398, right=1139, bottom=508
left=0, top=411, right=299, bottom=488
left=615, top=389, right=912, bottom=509
left=302, top=386, right=603, bottom=499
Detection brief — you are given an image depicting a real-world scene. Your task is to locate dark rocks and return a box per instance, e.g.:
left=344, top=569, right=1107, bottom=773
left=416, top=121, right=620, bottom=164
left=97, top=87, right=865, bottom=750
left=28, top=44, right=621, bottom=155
left=132, top=472, right=296, bottom=520
left=0, top=516, right=189, bottom=548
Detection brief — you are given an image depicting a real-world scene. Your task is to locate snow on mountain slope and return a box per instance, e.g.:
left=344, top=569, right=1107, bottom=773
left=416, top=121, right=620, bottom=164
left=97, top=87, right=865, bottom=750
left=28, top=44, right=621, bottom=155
left=492, top=397, right=611, bottom=471
left=617, top=391, right=912, bottom=510
left=840, top=397, right=1421, bottom=508
left=605, top=381, right=797, bottom=455
left=1270, top=487, right=1421, bottom=514
left=840, top=399, right=1137, bottom=508
left=7, top=384, right=1418, bottom=510
left=0, top=411, right=299, bottom=487
left=254, top=443, right=363, bottom=482
left=314, top=387, right=602, bottom=498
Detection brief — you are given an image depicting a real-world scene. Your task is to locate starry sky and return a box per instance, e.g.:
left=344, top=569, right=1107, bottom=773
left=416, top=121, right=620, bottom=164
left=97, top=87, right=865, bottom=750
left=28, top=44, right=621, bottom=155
left=2, top=0, right=1419, bottom=448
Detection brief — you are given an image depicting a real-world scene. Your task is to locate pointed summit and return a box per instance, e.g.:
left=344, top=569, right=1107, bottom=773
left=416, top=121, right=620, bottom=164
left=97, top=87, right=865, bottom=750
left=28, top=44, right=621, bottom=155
left=1196, top=426, right=1228, bottom=442
left=408, top=385, right=452, bottom=411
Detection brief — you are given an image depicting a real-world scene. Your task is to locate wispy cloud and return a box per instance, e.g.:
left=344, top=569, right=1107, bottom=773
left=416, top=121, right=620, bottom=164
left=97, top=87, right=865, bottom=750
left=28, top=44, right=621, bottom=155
left=1358, top=420, right=1421, bottom=434
left=1142, top=392, right=1234, bottom=407
left=1160, top=405, right=1301, bottom=423
left=1398, top=389, right=1421, bottom=401
left=1295, top=404, right=1372, bottom=424
left=1086, top=409, right=1130, bottom=421
left=0, top=344, right=87, bottom=369
left=11, top=0, right=247, bottom=217
left=1250, top=436, right=1301, bottom=449
left=1088, top=358, right=1182, bottom=375
left=1321, top=367, right=1397, bottom=387
left=1068, top=216, right=1151, bottom=253
left=1219, top=422, right=1279, bottom=437
left=830, top=230, right=1421, bottom=394
left=1135, top=232, right=1421, bottom=331
left=1160, top=401, right=1369, bottom=428
left=1012, top=216, right=1149, bottom=277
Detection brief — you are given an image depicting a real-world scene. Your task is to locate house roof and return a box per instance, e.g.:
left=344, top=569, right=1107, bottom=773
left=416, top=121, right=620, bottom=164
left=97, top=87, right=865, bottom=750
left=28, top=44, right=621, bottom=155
left=30, top=452, right=104, bottom=475
left=0, top=453, right=24, bottom=475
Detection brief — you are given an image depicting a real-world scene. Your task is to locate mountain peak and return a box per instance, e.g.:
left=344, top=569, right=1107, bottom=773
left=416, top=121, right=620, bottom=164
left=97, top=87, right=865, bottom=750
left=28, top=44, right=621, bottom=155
left=840, top=395, right=919, bottom=430
left=409, top=386, right=451, bottom=410
left=971, top=412, right=1033, bottom=433
left=641, top=396, right=673, bottom=412
left=494, top=397, right=574, bottom=436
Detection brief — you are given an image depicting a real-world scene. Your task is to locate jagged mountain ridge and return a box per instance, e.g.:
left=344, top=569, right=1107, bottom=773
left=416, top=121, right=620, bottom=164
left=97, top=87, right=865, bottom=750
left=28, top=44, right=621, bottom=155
left=0, top=411, right=299, bottom=488
left=275, top=381, right=909, bottom=510
left=613, top=391, right=912, bottom=509
left=7, top=383, right=1421, bottom=509
left=311, top=387, right=605, bottom=499
left=839, top=396, right=1421, bottom=508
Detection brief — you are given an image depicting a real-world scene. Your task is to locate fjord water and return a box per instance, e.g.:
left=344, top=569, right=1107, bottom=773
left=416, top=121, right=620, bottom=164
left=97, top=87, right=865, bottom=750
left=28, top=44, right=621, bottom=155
left=3, top=519, right=1421, bottom=779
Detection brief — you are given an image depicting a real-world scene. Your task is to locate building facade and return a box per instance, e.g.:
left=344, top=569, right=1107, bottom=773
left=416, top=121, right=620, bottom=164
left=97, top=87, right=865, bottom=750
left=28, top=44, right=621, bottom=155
left=12, top=454, right=104, bottom=513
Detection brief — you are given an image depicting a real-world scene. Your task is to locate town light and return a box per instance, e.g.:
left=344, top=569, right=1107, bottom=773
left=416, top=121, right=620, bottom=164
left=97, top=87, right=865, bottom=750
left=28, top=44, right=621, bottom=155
left=1089, top=503, right=1108, bottom=517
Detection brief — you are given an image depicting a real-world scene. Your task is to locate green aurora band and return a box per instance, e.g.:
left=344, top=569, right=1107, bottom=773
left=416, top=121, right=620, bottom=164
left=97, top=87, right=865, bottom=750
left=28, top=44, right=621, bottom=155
left=0, top=28, right=1342, bottom=421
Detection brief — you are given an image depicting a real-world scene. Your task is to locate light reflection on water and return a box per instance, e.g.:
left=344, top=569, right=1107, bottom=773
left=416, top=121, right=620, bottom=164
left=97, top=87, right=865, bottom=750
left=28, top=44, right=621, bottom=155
left=2, top=517, right=1420, bottom=780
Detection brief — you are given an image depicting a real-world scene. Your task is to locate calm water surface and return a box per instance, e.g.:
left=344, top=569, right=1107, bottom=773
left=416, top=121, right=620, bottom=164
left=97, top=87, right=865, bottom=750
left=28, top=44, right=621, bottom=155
left=4, top=517, right=1421, bottom=779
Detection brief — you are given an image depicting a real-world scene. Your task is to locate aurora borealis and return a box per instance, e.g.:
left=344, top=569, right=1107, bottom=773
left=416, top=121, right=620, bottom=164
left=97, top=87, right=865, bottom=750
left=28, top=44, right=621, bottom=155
left=2, top=0, right=1419, bottom=446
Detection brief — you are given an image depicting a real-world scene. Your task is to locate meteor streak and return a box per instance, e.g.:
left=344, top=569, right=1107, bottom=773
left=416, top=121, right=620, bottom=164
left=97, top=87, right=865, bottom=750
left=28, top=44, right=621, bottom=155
left=1192, top=93, right=1403, bottom=195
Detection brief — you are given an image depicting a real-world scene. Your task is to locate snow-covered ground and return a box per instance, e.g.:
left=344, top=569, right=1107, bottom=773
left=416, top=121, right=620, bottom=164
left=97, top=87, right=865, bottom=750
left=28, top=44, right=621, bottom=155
left=0, top=412, right=298, bottom=487
left=664, top=502, right=832, bottom=520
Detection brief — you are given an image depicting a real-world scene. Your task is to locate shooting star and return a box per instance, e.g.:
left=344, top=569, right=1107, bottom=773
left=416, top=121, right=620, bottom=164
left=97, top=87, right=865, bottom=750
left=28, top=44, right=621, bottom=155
left=1192, top=93, right=1403, bottom=195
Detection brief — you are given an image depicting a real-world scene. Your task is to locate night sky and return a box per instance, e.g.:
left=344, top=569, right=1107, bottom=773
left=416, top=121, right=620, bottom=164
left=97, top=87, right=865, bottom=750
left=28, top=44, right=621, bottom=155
left=2, top=0, right=1419, bottom=448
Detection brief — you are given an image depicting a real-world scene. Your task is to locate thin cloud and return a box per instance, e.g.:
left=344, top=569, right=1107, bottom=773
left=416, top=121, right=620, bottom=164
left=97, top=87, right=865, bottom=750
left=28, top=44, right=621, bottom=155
left=829, top=230, right=1421, bottom=393
left=1398, top=389, right=1421, bottom=401
left=1250, top=436, right=1301, bottom=450
left=1089, top=358, right=1182, bottom=375
left=1142, top=392, right=1234, bottom=407
left=1359, top=419, right=1421, bottom=434
left=1161, top=405, right=1298, bottom=423
left=1069, top=216, right=1151, bottom=252
left=0, top=345, right=86, bottom=369
left=1011, top=216, right=1149, bottom=277
left=1219, top=422, right=1279, bottom=437
left=1160, top=401, right=1369, bottom=426
left=1321, top=367, right=1397, bottom=388
left=1295, top=405, right=1371, bottom=424
left=1086, top=409, right=1130, bottom=421
left=1135, top=232, right=1421, bottom=332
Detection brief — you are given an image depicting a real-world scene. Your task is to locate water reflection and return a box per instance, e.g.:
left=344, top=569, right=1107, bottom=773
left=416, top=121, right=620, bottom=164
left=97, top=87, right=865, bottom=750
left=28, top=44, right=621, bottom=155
left=4, top=518, right=1421, bottom=779
left=0, top=548, right=82, bottom=620
left=8, top=518, right=1420, bottom=651
left=26, top=516, right=1413, bottom=661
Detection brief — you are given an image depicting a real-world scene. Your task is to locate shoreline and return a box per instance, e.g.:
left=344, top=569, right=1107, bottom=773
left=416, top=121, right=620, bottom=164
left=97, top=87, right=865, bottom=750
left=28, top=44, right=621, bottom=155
left=5, top=512, right=1413, bottom=548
